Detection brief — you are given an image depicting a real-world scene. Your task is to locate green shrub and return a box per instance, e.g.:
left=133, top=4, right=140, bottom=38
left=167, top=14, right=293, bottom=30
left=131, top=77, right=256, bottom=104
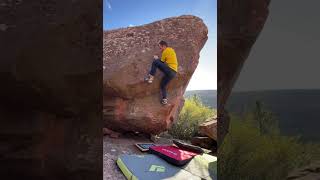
left=219, top=103, right=320, bottom=180
left=168, top=95, right=216, bottom=140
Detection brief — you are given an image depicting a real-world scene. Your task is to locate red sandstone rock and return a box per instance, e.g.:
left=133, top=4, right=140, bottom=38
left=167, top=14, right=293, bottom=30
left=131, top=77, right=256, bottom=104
left=218, top=0, right=271, bottom=143
left=0, top=1, right=102, bottom=178
left=103, top=128, right=112, bottom=135
left=286, top=161, right=320, bottom=180
left=199, top=118, right=217, bottom=141
left=103, top=127, right=120, bottom=138
left=191, top=136, right=215, bottom=150
left=103, top=15, right=208, bottom=134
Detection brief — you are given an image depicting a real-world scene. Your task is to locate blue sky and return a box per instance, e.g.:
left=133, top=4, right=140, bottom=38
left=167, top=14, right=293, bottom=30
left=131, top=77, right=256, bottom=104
left=104, top=0, right=217, bottom=90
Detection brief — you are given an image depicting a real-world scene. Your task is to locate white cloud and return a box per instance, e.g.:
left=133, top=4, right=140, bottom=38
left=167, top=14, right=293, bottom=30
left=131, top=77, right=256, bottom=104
left=105, top=0, right=112, bottom=10
left=129, top=24, right=134, bottom=27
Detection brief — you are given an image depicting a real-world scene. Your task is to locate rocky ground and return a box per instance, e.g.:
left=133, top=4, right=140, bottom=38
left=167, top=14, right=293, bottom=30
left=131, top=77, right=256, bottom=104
left=103, top=134, right=152, bottom=180
left=286, top=161, right=320, bottom=180
left=103, top=133, right=216, bottom=180
left=102, top=131, right=189, bottom=180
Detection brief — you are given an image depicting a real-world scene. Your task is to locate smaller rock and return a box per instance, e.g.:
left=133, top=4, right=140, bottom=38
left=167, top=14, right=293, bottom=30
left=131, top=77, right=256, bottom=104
left=286, top=161, right=320, bottom=180
left=191, top=136, right=215, bottom=150
left=103, top=128, right=121, bottom=138
left=109, top=132, right=120, bottom=138
left=150, top=135, right=172, bottom=145
left=103, top=127, right=112, bottom=135
left=199, top=118, right=217, bottom=141
left=0, top=24, right=8, bottom=31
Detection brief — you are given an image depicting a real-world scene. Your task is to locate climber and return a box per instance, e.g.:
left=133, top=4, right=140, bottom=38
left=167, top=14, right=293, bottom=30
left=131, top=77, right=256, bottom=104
left=145, top=40, right=178, bottom=105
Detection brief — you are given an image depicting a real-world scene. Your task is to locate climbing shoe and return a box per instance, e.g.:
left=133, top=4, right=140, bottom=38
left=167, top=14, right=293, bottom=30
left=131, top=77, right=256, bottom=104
left=144, top=75, right=154, bottom=84
left=161, top=98, right=168, bottom=105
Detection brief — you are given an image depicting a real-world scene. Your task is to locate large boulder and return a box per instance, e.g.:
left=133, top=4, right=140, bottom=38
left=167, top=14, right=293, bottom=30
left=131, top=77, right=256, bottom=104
left=103, top=15, right=208, bottom=134
left=0, top=1, right=102, bottom=178
left=218, top=0, right=271, bottom=144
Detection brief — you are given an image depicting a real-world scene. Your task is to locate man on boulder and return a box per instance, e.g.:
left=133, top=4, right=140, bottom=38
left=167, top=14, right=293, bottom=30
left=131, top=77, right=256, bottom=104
left=145, top=40, right=178, bottom=105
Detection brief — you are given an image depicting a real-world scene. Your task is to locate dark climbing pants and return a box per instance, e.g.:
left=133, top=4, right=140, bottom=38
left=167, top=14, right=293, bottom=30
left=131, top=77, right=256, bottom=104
left=149, top=59, right=176, bottom=99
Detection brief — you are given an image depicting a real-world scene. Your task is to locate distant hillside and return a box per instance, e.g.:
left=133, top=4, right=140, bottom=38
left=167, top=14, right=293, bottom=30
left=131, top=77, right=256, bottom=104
left=226, top=89, right=320, bottom=142
left=184, top=90, right=217, bottom=109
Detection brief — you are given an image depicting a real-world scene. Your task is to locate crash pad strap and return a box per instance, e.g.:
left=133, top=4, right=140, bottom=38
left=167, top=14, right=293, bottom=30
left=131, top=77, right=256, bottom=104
left=116, top=157, right=138, bottom=180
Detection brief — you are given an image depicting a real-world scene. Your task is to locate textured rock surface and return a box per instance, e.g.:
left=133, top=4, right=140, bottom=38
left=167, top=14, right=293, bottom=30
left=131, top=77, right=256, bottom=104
left=286, top=161, right=320, bottom=180
left=103, top=135, right=150, bottom=180
left=199, top=118, right=217, bottom=141
left=191, top=137, right=216, bottom=151
left=0, top=1, right=102, bottom=178
left=103, top=134, right=176, bottom=180
left=103, top=15, right=208, bottom=134
left=218, top=0, right=271, bottom=144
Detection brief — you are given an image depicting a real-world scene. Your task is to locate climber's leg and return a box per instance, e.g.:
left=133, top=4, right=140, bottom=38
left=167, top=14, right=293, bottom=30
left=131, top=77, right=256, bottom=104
left=147, top=59, right=176, bottom=103
left=160, top=76, right=170, bottom=99
left=149, top=59, right=163, bottom=76
left=146, top=59, right=165, bottom=83
left=160, top=68, right=176, bottom=104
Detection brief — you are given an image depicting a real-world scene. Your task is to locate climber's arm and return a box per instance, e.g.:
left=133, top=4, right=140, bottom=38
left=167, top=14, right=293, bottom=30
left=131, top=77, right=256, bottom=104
left=160, top=50, right=167, bottom=62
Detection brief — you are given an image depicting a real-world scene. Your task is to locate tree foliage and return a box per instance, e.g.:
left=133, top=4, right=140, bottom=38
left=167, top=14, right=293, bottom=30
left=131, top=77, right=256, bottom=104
left=169, top=95, right=216, bottom=140
left=219, top=102, right=320, bottom=180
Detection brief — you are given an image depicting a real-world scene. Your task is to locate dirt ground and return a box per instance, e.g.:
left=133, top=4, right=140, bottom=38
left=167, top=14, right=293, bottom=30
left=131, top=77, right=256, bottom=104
left=103, top=134, right=153, bottom=180
left=103, top=133, right=213, bottom=180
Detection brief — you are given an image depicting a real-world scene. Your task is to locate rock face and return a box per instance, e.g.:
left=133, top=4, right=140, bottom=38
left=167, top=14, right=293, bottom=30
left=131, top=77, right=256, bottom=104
left=286, top=161, right=320, bottom=180
left=103, top=15, right=208, bottom=134
left=191, top=137, right=216, bottom=151
left=0, top=1, right=102, bottom=178
left=191, top=117, right=217, bottom=153
left=218, top=0, right=271, bottom=144
left=199, top=118, right=217, bottom=141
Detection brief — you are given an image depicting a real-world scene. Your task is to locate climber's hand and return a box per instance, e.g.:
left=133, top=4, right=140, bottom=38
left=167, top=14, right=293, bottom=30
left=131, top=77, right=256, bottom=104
left=153, top=55, right=159, bottom=60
